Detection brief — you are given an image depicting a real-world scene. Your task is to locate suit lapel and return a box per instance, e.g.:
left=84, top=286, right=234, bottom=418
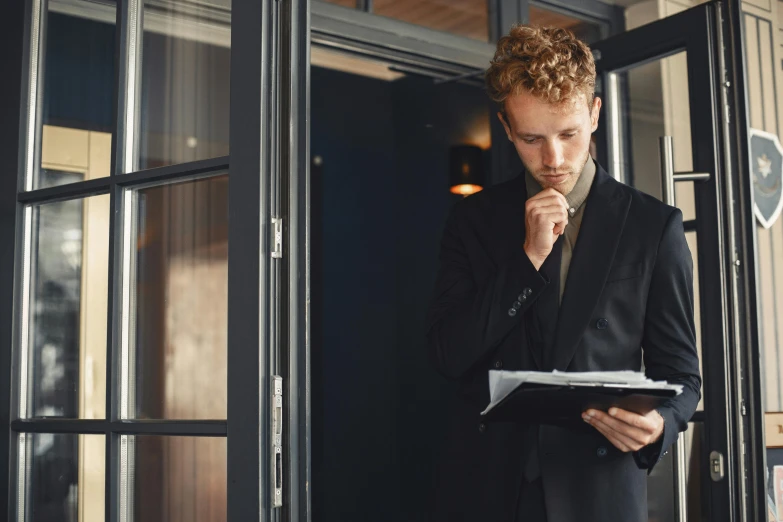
left=546, top=168, right=631, bottom=371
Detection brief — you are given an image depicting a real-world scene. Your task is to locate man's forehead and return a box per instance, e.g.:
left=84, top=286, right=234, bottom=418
left=507, top=104, right=586, bottom=134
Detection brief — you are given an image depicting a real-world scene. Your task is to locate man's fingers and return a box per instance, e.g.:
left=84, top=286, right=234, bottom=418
left=526, top=194, right=568, bottom=211
left=585, top=411, right=652, bottom=448
left=607, top=408, right=658, bottom=432
left=587, top=415, right=643, bottom=452
left=529, top=212, right=568, bottom=234
left=588, top=420, right=632, bottom=452
left=593, top=411, right=652, bottom=446
left=537, top=187, right=568, bottom=202
left=527, top=204, right=569, bottom=217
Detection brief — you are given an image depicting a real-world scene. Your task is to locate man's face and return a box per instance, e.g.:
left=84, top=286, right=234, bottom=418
left=499, top=91, right=601, bottom=196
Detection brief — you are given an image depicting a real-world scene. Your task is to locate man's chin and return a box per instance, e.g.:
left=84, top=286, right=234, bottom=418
left=537, top=174, right=576, bottom=195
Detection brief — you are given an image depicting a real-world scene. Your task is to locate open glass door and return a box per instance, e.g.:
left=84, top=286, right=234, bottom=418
left=0, top=0, right=289, bottom=521
left=591, top=3, right=741, bottom=520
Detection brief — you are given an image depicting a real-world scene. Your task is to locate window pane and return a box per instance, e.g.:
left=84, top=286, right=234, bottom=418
left=21, top=433, right=105, bottom=522
left=137, top=0, right=231, bottom=170
left=35, top=2, right=116, bottom=190
left=28, top=194, right=110, bottom=419
left=130, top=175, right=228, bottom=419
left=615, top=0, right=709, bottom=32
left=373, top=0, right=489, bottom=42
left=529, top=5, right=603, bottom=44
left=124, top=435, right=226, bottom=522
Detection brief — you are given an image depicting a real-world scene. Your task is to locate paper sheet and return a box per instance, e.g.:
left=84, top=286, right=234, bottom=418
left=482, top=370, right=683, bottom=415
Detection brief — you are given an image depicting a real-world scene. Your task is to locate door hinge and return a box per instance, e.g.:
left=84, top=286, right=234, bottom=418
left=272, top=218, right=283, bottom=259
left=272, top=375, right=283, bottom=507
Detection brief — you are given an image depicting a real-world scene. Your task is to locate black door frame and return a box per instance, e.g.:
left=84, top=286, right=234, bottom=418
left=591, top=3, right=746, bottom=520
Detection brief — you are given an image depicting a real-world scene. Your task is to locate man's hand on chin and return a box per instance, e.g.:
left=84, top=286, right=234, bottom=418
left=581, top=408, right=665, bottom=453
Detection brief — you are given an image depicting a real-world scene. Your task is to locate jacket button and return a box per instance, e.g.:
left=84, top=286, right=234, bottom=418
left=508, top=308, right=517, bottom=317
left=517, top=293, right=528, bottom=302
left=478, top=423, right=486, bottom=433
left=494, top=360, right=503, bottom=369
left=512, top=301, right=521, bottom=310
left=596, top=318, right=609, bottom=330
left=597, top=446, right=608, bottom=457
left=522, top=287, right=532, bottom=297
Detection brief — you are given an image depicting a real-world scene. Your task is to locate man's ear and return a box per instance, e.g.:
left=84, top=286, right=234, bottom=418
left=591, top=97, right=602, bottom=132
left=498, top=112, right=512, bottom=140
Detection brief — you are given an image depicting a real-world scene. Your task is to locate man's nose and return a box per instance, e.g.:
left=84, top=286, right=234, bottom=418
left=542, top=140, right=564, bottom=169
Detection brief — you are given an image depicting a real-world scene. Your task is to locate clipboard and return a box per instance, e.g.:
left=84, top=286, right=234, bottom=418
left=481, top=382, right=677, bottom=424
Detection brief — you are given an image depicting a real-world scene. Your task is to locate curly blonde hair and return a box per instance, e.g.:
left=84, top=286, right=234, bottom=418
left=486, top=25, right=595, bottom=111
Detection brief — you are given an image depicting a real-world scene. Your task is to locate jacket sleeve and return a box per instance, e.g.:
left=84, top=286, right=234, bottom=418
left=426, top=203, right=548, bottom=380
left=634, top=208, right=702, bottom=471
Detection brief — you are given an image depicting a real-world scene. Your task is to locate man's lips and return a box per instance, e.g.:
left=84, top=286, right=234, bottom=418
left=542, top=173, right=570, bottom=183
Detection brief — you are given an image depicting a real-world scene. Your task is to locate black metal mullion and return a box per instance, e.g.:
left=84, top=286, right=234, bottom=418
left=487, top=0, right=524, bottom=186
left=106, top=180, right=119, bottom=522
left=18, top=156, right=231, bottom=205
left=10, top=419, right=228, bottom=436
left=356, top=0, right=372, bottom=13
left=530, top=0, right=623, bottom=37
left=0, top=0, right=29, bottom=518
left=111, top=420, right=227, bottom=436
left=722, top=0, right=766, bottom=518
left=18, top=177, right=111, bottom=204
left=117, top=156, right=230, bottom=187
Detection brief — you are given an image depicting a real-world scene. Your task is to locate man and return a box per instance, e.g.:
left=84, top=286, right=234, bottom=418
left=426, top=25, right=701, bottom=522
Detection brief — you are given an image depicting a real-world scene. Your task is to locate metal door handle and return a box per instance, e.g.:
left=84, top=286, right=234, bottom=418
left=658, top=136, right=711, bottom=207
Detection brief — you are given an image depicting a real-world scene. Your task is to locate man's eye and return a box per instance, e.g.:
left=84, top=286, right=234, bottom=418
left=523, top=138, right=538, bottom=144
left=562, top=133, right=576, bottom=139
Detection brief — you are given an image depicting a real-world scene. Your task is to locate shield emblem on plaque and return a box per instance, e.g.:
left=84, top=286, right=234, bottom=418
left=750, top=128, right=783, bottom=229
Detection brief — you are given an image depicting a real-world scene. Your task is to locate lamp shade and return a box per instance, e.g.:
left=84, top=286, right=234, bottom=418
left=449, top=145, right=484, bottom=195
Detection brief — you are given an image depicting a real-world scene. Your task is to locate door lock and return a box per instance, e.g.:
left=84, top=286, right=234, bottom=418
left=709, top=450, right=725, bottom=481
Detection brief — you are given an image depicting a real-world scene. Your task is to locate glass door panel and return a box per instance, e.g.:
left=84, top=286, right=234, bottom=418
left=592, top=4, right=736, bottom=520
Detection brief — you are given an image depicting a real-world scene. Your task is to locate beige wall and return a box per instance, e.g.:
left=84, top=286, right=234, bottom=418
left=741, top=0, right=783, bottom=414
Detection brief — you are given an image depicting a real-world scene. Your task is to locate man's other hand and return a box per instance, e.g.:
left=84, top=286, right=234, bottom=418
left=581, top=407, right=664, bottom=453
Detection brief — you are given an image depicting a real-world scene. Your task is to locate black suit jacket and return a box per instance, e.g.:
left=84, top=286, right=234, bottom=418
left=426, top=165, right=701, bottom=522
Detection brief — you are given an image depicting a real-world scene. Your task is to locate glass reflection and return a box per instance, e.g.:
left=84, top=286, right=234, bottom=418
left=29, top=189, right=109, bottom=419
left=131, top=175, right=228, bottom=420
left=128, top=435, right=226, bottom=522
left=24, top=433, right=105, bottom=522
left=138, top=0, right=231, bottom=170
left=37, top=2, right=116, bottom=190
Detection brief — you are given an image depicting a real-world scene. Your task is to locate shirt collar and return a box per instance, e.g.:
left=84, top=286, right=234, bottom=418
left=524, top=157, right=596, bottom=214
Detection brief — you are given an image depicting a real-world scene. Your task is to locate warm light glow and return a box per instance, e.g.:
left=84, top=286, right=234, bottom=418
left=464, top=113, right=492, bottom=150
left=450, top=184, right=483, bottom=195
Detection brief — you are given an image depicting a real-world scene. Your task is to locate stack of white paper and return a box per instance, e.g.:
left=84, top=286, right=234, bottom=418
left=482, top=370, right=683, bottom=415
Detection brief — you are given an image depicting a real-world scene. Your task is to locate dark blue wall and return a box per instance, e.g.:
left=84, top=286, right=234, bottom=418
left=311, top=66, right=491, bottom=522
left=311, top=66, right=402, bottom=521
